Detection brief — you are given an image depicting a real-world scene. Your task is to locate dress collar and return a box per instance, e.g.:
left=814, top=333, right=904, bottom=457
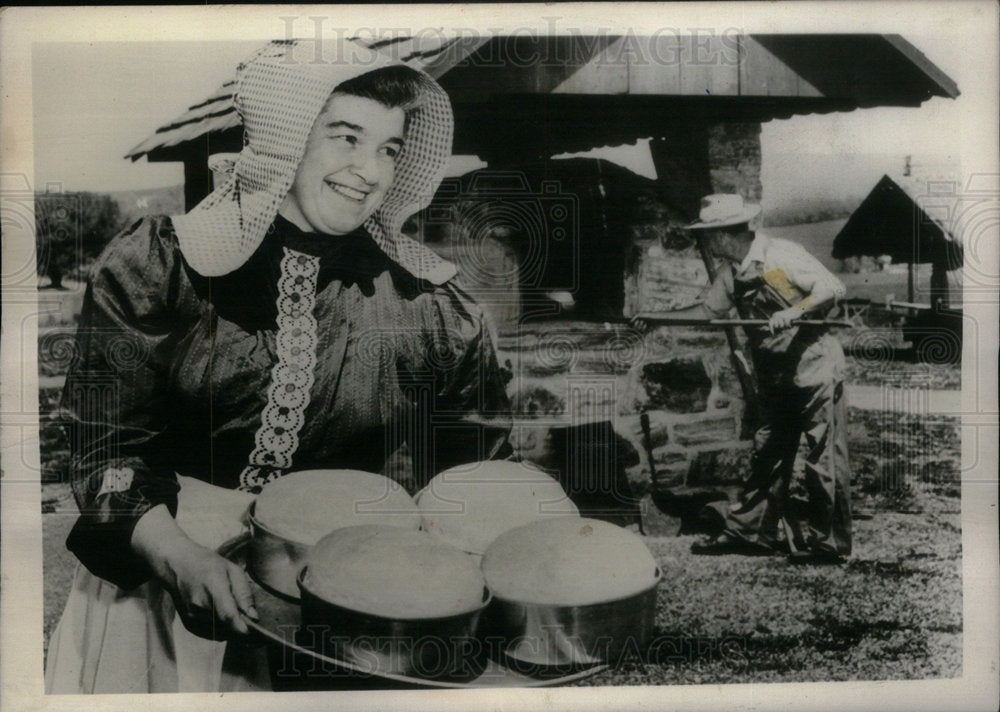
left=269, top=215, right=394, bottom=282
left=270, top=214, right=365, bottom=254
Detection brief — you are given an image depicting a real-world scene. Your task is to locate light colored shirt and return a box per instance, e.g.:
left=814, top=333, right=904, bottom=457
left=703, top=233, right=846, bottom=318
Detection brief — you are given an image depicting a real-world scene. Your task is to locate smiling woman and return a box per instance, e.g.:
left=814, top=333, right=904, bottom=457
left=44, top=39, right=511, bottom=694
left=279, top=66, right=423, bottom=238
left=281, top=94, right=407, bottom=236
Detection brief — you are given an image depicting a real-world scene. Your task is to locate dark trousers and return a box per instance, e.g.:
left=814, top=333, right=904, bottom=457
left=722, top=375, right=852, bottom=556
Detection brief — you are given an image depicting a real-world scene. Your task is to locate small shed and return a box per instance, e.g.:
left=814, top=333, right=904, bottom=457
left=833, top=174, right=964, bottom=307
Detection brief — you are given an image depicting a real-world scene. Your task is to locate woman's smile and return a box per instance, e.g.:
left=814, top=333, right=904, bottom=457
left=280, top=94, right=405, bottom=235
left=325, top=180, right=371, bottom=203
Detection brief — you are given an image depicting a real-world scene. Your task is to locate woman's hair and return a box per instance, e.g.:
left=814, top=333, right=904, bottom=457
left=333, top=65, right=424, bottom=111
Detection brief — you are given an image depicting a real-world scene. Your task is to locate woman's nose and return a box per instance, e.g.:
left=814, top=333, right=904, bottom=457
left=349, top=149, right=380, bottom=183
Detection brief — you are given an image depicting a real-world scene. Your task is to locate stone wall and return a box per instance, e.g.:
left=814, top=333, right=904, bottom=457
left=418, top=125, right=766, bottom=528
left=498, top=320, right=752, bottom=533
left=617, top=120, right=762, bottom=511
left=625, top=240, right=709, bottom=316
left=615, top=326, right=750, bottom=493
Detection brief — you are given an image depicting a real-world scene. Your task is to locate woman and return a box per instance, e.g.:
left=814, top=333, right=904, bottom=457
left=45, top=39, right=511, bottom=693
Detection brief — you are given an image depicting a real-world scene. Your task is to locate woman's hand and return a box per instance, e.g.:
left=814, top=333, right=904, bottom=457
left=132, top=505, right=258, bottom=640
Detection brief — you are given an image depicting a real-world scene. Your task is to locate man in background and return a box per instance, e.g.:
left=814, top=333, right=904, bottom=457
left=654, top=194, right=851, bottom=564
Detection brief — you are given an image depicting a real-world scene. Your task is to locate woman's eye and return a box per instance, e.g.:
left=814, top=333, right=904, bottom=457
left=333, top=134, right=358, bottom=146
left=380, top=145, right=400, bottom=160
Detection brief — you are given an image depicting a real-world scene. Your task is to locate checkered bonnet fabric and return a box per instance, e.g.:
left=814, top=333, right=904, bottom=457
left=172, top=39, right=456, bottom=284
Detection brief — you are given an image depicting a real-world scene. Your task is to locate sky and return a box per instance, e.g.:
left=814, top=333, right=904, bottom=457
left=31, top=32, right=970, bottom=215
left=32, top=40, right=263, bottom=193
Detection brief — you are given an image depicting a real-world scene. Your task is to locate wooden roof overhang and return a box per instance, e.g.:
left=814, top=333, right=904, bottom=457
left=127, top=33, right=959, bottom=164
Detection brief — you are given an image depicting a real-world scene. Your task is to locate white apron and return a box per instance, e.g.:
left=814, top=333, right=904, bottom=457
left=45, top=476, right=272, bottom=693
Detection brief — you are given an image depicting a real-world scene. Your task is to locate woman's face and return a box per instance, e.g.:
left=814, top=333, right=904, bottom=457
left=280, top=93, right=406, bottom=235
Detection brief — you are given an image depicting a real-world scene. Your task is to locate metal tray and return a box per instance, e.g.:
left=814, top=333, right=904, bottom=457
left=219, top=534, right=607, bottom=689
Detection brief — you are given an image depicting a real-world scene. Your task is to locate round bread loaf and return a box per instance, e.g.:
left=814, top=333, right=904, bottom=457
left=301, top=525, right=487, bottom=619
left=417, top=461, right=579, bottom=555
left=482, top=517, right=659, bottom=606
left=254, top=469, right=420, bottom=545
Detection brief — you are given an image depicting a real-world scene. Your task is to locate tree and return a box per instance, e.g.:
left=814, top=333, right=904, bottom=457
left=35, top=192, right=124, bottom=289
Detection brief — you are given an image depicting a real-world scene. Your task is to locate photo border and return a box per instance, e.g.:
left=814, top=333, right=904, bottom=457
left=2, top=3, right=997, bottom=711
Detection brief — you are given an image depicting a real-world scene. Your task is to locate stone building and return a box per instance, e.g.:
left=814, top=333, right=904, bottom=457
left=125, top=33, right=958, bottom=530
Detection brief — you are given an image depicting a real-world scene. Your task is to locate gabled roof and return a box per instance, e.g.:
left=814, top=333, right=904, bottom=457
left=832, top=174, right=964, bottom=268
left=126, top=34, right=959, bottom=162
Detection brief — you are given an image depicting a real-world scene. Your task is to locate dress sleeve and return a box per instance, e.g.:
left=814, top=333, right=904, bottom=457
left=63, top=217, right=194, bottom=590
left=421, top=283, right=513, bottom=479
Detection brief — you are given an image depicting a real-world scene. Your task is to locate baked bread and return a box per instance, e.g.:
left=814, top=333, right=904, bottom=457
left=254, top=469, right=420, bottom=545
left=482, top=517, right=659, bottom=606
left=417, top=460, right=579, bottom=555
left=301, top=525, right=487, bottom=619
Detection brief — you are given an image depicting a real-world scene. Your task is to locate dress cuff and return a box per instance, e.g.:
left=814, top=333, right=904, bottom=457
left=67, top=463, right=180, bottom=591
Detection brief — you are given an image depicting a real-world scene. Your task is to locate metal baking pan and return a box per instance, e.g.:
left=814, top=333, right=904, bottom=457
left=298, top=566, right=491, bottom=681
left=481, top=570, right=662, bottom=667
left=219, top=534, right=607, bottom=689
left=246, top=500, right=312, bottom=600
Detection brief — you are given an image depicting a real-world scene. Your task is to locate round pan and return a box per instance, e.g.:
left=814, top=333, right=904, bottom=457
left=481, top=569, right=662, bottom=667
left=297, top=566, right=493, bottom=681
left=246, top=501, right=312, bottom=600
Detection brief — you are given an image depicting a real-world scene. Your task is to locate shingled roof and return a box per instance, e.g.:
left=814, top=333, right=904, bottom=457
left=126, top=35, right=489, bottom=161
left=127, top=34, right=959, bottom=162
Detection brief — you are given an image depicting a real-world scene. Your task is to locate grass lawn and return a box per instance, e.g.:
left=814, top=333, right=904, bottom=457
left=577, top=510, right=961, bottom=684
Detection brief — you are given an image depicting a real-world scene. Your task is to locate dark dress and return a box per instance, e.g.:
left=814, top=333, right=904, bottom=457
left=62, top=214, right=512, bottom=590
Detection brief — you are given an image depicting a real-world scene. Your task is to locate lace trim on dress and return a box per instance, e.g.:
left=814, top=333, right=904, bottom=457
left=239, top=248, right=320, bottom=493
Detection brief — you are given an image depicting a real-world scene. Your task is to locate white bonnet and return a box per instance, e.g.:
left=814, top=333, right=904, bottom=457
left=172, top=39, right=456, bottom=284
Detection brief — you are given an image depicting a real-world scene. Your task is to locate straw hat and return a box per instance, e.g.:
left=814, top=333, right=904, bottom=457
left=686, top=194, right=761, bottom=230
left=172, top=39, right=456, bottom=284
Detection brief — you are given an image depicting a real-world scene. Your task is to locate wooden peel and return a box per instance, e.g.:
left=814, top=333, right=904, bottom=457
left=692, top=235, right=762, bottom=436
left=630, top=314, right=855, bottom=328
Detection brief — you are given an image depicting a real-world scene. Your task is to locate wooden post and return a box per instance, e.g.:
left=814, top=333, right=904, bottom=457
left=648, top=129, right=712, bottom=218
left=930, top=258, right=949, bottom=309
left=183, top=150, right=211, bottom=212
left=591, top=159, right=626, bottom=320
